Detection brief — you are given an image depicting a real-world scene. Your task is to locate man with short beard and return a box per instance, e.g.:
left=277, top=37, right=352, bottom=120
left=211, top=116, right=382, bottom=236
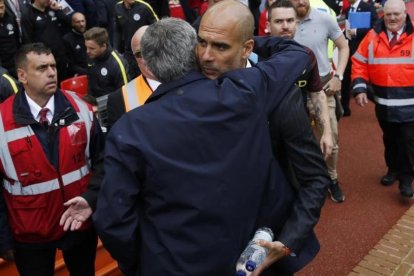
left=291, top=0, right=349, bottom=203
left=63, top=12, right=88, bottom=77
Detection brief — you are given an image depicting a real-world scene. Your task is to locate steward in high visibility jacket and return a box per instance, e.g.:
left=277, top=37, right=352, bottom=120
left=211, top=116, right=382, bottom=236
left=0, top=88, right=105, bottom=246
left=106, top=74, right=160, bottom=130
left=351, top=15, right=414, bottom=123
left=351, top=4, right=414, bottom=198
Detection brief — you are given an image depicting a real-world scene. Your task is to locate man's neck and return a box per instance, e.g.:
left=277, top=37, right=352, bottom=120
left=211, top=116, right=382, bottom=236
left=32, top=2, right=46, bottom=12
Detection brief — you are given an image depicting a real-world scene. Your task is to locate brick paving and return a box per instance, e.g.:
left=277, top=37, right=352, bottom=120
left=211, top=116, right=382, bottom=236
left=350, top=206, right=414, bottom=275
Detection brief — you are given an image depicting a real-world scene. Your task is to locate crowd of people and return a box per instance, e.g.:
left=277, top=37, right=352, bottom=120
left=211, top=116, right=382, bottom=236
left=0, top=0, right=412, bottom=275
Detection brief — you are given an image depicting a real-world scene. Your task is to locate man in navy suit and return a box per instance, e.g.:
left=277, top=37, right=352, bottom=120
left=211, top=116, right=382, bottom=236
left=341, top=0, right=378, bottom=116
left=94, top=2, right=329, bottom=275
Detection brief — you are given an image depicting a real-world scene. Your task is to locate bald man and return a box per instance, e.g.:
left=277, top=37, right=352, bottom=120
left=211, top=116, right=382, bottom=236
left=352, top=0, right=414, bottom=198
left=106, top=26, right=160, bottom=130
left=63, top=12, right=88, bottom=77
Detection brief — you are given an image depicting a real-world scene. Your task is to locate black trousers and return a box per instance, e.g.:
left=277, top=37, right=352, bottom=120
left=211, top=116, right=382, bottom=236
left=14, top=228, right=97, bottom=276
left=378, top=120, right=414, bottom=182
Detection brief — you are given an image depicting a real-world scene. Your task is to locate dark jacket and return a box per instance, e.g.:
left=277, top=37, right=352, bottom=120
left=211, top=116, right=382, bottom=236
left=0, top=11, right=20, bottom=77
left=21, top=5, right=70, bottom=55
left=63, top=29, right=88, bottom=77
left=113, top=0, right=158, bottom=54
left=0, top=67, right=19, bottom=103
left=87, top=46, right=129, bottom=98
left=94, top=37, right=325, bottom=275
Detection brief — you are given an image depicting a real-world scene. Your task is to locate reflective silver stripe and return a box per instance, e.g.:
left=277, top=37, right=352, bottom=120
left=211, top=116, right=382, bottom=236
left=374, top=96, right=414, bottom=106
left=368, top=36, right=414, bottom=64
left=3, top=178, right=60, bottom=195
left=124, top=80, right=140, bottom=111
left=5, top=126, right=34, bottom=143
left=353, top=83, right=367, bottom=89
left=67, top=91, right=92, bottom=161
left=2, top=165, right=90, bottom=195
left=0, top=112, right=19, bottom=180
left=62, top=164, right=90, bottom=186
left=353, top=52, right=368, bottom=63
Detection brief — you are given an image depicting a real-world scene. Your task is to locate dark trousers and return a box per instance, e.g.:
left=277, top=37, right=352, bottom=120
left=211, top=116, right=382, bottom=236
left=341, top=59, right=352, bottom=113
left=14, top=228, right=97, bottom=276
left=378, top=120, right=414, bottom=182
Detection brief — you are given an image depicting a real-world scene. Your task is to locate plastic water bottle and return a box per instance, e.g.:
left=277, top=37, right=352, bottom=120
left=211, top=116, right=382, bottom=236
left=235, top=227, right=274, bottom=276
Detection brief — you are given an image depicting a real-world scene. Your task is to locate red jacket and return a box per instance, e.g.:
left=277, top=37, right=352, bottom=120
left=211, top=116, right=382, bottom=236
left=352, top=16, right=414, bottom=122
left=0, top=91, right=94, bottom=243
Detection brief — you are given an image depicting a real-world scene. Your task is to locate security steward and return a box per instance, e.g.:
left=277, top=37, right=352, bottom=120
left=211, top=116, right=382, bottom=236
left=84, top=27, right=129, bottom=100
left=63, top=12, right=88, bottom=77
left=106, top=26, right=160, bottom=130
left=0, top=43, right=104, bottom=276
left=114, top=0, right=158, bottom=78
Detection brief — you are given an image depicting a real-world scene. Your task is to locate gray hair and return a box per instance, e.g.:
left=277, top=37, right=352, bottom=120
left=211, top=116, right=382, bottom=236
left=140, top=18, right=197, bottom=83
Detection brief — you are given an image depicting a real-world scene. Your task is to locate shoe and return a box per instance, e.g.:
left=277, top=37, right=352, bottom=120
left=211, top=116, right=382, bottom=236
left=399, top=181, right=413, bottom=197
left=329, top=179, right=345, bottom=203
left=381, top=172, right=398, bottom=186
left=343, top=109, right=351, bottom=117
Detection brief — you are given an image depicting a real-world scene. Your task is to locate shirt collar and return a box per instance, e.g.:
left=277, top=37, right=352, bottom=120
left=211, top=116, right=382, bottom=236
left=246, top=59, right=252, bottom=68
left=387, top=25, right=405, bottom=40
left=25, top=92, right=55, bottom=122
left=147, top=78, right=161, bottom=91
left=351, top=0, right=362, bottom=10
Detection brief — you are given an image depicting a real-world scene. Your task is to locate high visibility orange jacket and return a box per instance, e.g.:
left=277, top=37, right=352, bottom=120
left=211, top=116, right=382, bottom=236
left=351, top=15, right=414, bottom=122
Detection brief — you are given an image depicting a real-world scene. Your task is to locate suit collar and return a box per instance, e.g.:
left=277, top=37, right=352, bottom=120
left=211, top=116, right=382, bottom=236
left=146, top=71, right=206, bottom=104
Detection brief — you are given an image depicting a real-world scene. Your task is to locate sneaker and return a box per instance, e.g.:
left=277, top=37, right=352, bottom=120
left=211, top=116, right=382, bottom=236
left=329, top=179, right=345, bottom=203
left=380, top=171, right=398, bottom=186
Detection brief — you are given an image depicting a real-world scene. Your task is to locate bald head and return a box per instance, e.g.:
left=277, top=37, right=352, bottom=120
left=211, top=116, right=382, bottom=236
left=383, top=0, right=406, bottom=33
left=131, top=26, right=155, bottom=79
left=203, top=0, right=254, bottom=43
left=197, top=0, right=254, bottom=79
left=71, top=12, right=86, bottom=33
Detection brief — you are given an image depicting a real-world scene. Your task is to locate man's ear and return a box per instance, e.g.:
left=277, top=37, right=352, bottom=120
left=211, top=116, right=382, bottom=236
left=242, top=39, right=254, bottom=60
left=17, top=68, right=27, bottom=84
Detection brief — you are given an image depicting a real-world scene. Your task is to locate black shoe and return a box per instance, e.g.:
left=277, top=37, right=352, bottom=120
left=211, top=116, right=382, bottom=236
left=381, top=172, right=398, bottom=186
left=329, top=179, right=345, bottom=203
left=399, top=180, right=413, bottom=197
left=343, top=109, right=351, bottom=117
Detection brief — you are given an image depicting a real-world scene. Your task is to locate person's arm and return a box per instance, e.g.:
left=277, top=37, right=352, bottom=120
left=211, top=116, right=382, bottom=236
left=351, top=31, right=372, bottom=107
left=0, top=177, right=14, bottom=261
left=310, top=91, right=332, bottom=159
left=252, top=36, right=310, bottom=114
left=326, top=34, right=349, bottom=95
left=60, top=115, right=105, bottom=231
left=253, top=86, right=330, bottom=275
left=306, top=49, right=332, bottom=158
left=93, top=115, right=144, bottom=274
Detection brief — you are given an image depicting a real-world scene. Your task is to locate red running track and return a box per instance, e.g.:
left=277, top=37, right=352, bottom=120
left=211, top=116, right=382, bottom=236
left=297, top=100, right=414, bottom=275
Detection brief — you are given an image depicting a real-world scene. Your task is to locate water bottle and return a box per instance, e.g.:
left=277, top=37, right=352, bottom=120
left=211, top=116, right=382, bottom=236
left=235, top=227, right=274, bottom=276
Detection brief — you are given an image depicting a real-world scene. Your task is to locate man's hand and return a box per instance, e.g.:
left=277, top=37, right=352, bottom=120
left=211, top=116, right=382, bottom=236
left=320, top=132, right=333, bottom=160
left=324, top=77, right=342, bottom=96
left=0, top=249, right=15, bottom=262
left=60, top=196, right=92, bottom=231
left=250, top=240, right=288, bottom=276
left=355, top=93, right=368, bottom=107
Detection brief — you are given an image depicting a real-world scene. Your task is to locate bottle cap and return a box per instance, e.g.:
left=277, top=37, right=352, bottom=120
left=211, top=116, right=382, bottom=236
left=245, top=260, right=257, bottom=271
left=236, top=270, right=247, bottom=276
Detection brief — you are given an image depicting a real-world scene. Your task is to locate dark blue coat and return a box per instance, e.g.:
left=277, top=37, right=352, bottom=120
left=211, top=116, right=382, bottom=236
left=94, top=37, right=319, bottom=275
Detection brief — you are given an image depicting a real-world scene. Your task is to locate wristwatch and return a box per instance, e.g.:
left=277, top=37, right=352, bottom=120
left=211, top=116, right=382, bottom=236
left=334, top=73, right=343, bottom=81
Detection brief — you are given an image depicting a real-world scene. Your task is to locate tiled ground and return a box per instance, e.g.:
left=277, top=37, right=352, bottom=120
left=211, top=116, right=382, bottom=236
left=350, top=206, right=414, bottom=275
